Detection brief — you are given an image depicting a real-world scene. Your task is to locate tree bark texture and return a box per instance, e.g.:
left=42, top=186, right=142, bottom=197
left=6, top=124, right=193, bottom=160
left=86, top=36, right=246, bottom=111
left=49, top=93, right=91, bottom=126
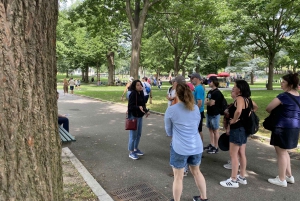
left=267, top=53, right=275, bottom=90
left=84, top=65, right=89, bottom=83
left=126, top=0, right=153, bottom=79
left=107, top=51, right=115, bottom=86
left=0, top=1, right=63, bottom=200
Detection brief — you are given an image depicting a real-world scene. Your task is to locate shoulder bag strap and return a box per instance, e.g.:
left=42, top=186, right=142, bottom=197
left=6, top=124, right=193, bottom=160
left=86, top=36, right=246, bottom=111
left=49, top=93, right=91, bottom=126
left=285, top=92, right=300, bottom=109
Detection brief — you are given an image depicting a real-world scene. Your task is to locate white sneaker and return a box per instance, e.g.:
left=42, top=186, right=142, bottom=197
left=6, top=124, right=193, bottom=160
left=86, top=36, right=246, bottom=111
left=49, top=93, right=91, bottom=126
left=268, top=176, right=287, bottom=187
left=220, top=178, right=239, bottom=188
left=223, top=160, right=240, bottom=170
left=286, top=176, right=295, bottom=184
left=237, top=175, right=247, bottom=185
left=223, top=160, right=232, bottom=169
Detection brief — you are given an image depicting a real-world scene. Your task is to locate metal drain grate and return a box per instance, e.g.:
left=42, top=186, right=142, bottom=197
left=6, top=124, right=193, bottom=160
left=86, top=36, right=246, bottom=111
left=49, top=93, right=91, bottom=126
left=110, top=183, right=168, bottom=201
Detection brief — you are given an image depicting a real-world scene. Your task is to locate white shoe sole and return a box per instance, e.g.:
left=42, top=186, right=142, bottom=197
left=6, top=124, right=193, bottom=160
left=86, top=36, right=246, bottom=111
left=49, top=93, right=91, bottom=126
left=268, top=179, right=287, bottom=187
left=129, top=156, right=139, bottom=160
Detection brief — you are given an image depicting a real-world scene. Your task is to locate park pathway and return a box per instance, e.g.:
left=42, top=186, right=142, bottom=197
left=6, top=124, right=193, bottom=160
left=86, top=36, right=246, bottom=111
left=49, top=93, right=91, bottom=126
left=58, top=90, right=300, bottom=201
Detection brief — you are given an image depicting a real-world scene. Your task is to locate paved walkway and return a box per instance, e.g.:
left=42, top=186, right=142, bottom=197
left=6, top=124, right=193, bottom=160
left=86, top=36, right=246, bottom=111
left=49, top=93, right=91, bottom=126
left=58, top=90, right=300, bottom=201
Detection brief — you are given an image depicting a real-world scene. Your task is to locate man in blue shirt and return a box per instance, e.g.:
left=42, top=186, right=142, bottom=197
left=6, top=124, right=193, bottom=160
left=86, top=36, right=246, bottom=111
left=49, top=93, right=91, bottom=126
left=189, top=73, right=205, bottom=143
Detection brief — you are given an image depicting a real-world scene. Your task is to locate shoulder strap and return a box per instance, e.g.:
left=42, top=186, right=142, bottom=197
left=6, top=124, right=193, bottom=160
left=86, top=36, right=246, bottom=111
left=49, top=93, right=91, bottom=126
left=244, top=97, right=252, bottom=110
left=285, top=92, right=300, bottom=109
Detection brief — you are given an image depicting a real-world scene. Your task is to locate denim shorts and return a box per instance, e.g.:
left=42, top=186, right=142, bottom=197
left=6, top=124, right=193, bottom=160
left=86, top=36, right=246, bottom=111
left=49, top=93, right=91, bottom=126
left=206, top=114, right=220, bottom=130
left=229, top=127, right=247, bottom=146
left=170, top=146, right=202, bottom=169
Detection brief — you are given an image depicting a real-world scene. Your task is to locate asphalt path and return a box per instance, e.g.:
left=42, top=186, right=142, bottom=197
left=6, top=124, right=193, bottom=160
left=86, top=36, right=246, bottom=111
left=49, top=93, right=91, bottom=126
left=58, top=90, right=300, bottom=201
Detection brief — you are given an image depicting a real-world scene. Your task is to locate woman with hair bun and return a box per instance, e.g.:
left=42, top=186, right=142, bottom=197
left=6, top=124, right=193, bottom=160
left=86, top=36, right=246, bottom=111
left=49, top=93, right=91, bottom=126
left=165, top=83, right=207, bottom=201
left=266, top=73, right=300, bottom=187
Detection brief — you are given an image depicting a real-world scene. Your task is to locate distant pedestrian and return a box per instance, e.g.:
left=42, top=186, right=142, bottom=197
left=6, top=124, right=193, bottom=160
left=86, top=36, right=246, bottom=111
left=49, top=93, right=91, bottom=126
left=127, top=80, right=150, bottom=160
left=69, top=78, right=75, bottom=94
left=158, top=79, right=162, bottom=90
left=75, top=79, right=78, bottom=89
left=165, top=83, right=208, bottom=201
left=166, top=79, right=176, bottom=107
left=63, top=78, right=68, bottom=95
left=266, top=73, right=300, bottom=187
left=121, top=77, right=133, bottom=101
left=142, top=77, right=152, bottom=104
left=77, top=79, right=81, bottom=90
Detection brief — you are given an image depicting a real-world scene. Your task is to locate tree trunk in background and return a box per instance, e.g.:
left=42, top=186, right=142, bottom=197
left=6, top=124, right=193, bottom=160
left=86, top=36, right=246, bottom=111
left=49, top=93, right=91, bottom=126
left=182, top=67, right=186, bottom=78
left=97, top=62, right=100, bottom=85
left=267, top=52, right=275, bottom=90
left=250, top=71, right=254, bottom=85
left=81, top=68, right=85, bottom=82
left=0, top=1, right=63, bottom=200
left=107, top=51, right=115, bottom=86
left=174, top=48, right=180, bottom=76
left=84, top=65, right=89, bottom=83
left=125, top=0, right=161, bottom=79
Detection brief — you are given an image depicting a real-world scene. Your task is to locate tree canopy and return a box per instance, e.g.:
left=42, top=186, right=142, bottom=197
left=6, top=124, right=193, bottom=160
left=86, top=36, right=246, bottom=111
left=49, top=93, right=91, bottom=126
left=58, top=0, right=300, bottom=89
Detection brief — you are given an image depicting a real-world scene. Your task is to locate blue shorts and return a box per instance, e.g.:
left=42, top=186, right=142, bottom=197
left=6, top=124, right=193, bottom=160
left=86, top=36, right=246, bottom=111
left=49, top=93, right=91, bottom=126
left=229, top=127, right=247, bottom=146
left=206, top=114, right=220, bottom=130
left=70, top=86, right=74, bottom=90
left=170, top=146, right=202, bottom=169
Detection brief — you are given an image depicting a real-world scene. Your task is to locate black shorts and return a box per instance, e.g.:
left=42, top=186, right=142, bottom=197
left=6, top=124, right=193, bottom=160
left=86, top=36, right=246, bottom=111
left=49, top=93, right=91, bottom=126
left=198, top=111, right=205, bottom=133
left=271, top=127, right=299, bottom=149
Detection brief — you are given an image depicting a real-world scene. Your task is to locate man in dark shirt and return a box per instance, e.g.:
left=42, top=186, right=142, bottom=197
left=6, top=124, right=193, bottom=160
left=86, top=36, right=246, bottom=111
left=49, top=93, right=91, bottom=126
left=204, top=76, right=223, bottom=154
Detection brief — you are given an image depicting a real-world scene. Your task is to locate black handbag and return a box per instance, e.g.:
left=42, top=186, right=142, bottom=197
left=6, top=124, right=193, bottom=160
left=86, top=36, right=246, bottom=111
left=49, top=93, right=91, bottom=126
left=263, top=105, right=282, bottom=131
left=263, top=92, right=300, bottom=131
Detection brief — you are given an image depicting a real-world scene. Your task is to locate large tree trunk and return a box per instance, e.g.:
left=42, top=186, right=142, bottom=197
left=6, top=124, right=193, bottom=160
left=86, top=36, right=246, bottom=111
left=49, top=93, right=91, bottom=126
left=81, top=68, right=85, bottom=82
left=0, top=1, right=63, bottom=200
left=267, top=52, right=275, bottom=90
left=107, top=51, right=115, bottom=86
left=174, top=53, right=180, bottom=76
left=125, top=0, right=161, bottom=79
left=84, top=65, right=89, bottom=83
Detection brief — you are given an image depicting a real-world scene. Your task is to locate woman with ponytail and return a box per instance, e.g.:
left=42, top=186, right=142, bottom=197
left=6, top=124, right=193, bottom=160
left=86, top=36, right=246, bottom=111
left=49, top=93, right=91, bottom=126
left=266, top=73, right=300, bottom=187
left=165, top=82, right=208, bottom=201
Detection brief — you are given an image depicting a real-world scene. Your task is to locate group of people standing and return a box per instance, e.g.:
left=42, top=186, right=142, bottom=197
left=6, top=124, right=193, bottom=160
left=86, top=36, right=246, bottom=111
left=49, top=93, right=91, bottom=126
left=123, top=73, right=300, bottom=201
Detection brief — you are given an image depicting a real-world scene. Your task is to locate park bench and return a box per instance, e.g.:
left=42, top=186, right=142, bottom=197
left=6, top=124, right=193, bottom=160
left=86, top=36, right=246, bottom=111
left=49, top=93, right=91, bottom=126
left=59, top=126, right=76, bottom=146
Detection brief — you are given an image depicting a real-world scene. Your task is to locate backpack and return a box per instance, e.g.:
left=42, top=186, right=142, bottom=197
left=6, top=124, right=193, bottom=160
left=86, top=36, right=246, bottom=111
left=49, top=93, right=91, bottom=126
left=244, top=98, right=259, bottom=136
left=220, top=94, right=228, bottom=115
left=143, top=83, right=151, bottom=93
left=168, top=86, right=172, bottom=94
